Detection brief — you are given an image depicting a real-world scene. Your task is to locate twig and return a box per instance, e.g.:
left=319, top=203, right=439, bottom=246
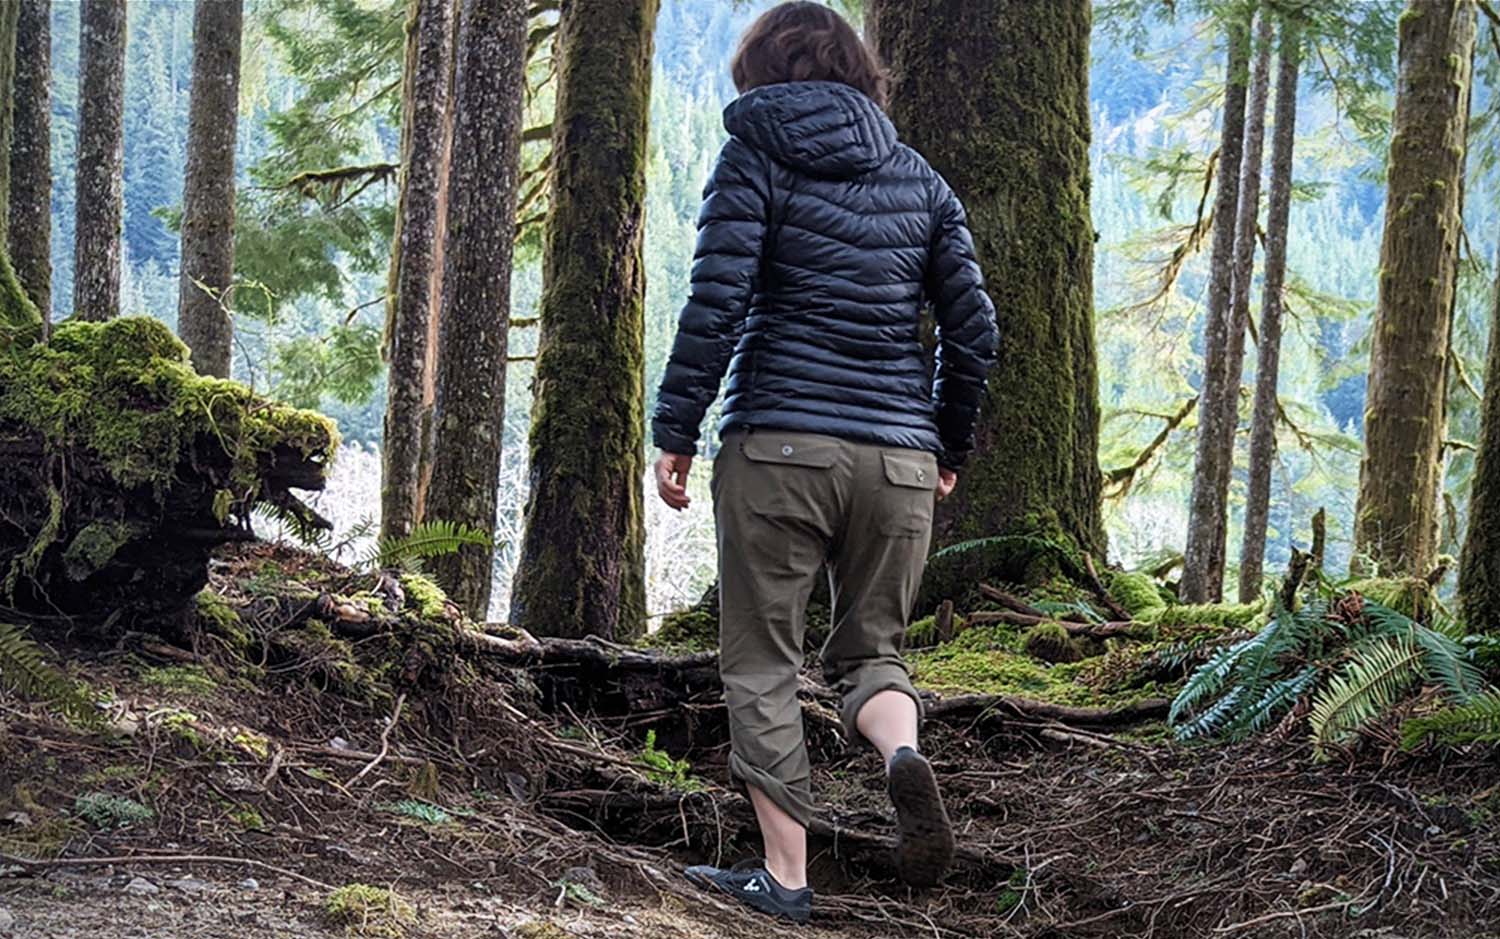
left=1085, top=554, right=1133, bottom=622
left=0, top=852, right=334, bottom=891
left=1213, top=897, right=1360, bottom=933
left=349, top=692, right=406, bottom=786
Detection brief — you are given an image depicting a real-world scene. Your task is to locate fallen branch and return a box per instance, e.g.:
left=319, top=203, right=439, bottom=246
left=926, top=694, right=1169, bottom=728
left=0, top=851, right=335, bottom=891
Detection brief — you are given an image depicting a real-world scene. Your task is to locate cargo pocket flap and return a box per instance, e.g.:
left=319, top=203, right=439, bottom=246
left=742, top=434, right=840, bottom=469
left=882, top=452, right=937, bottom=490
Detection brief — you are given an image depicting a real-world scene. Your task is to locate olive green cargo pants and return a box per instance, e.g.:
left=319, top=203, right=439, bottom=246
left=713, top=430, right=936, bottom=826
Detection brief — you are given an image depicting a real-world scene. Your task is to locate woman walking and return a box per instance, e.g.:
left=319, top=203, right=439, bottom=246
left=652, top=2, right=999, bottom=923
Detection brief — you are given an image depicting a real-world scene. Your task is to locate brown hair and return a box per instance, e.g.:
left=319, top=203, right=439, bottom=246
left=731, top=2, right=889, bottom=108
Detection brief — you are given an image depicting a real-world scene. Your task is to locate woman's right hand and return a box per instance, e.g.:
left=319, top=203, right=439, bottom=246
left=655, top=452, right=694, bottom=510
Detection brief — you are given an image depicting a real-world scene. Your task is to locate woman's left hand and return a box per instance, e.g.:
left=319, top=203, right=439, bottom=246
left=937, top=468, right=958, bottom=502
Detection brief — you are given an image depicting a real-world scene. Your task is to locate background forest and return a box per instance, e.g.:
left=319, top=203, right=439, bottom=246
left=37, top=0, right=1498, bottom=622
left=6, top=2, right=1500, bottom=936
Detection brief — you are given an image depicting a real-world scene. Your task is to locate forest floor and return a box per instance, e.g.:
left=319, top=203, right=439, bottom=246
left=1, top=545, right=1498, bottom=939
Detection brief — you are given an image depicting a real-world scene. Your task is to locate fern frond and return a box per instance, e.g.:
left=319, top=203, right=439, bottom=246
left=1413, top=625, right=1484, bottom=703
left=1175, top=684, right=1245, bottom=740
left=1309, top=634, right=1423, bottom=757
left=1169, top=636, right=1251, bottom=724
left=1225, top=665, right=1318, bottom=740
left=363, top=520, right=492, bottom=571
left=0, top=623, right=99, bottom=726
left=257, top=501, right=334, bottom=552
left=1400, top=691, right=1500, bottom=748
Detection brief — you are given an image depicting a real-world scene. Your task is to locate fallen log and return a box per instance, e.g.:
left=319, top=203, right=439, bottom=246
left=927, top=693, right=1170, bottom=727
left=0, top=318, right=336, bottom=626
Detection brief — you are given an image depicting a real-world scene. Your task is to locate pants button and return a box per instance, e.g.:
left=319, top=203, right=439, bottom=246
left=781, top=445, right=794, bottom=456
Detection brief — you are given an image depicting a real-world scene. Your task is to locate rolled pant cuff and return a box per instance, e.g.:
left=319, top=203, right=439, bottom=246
left=839, top=672, right=925, bottom=749
left=729, top=752, right=815, bottom=827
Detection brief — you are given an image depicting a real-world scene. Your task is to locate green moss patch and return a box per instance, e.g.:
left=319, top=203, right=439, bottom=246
left=642, top=608, right=717, bottom=652
left=140, top=665, right=218, bottom=696
left=0, top=317, right=337, bottom=498
left=324, top=884, right=417, bottom=938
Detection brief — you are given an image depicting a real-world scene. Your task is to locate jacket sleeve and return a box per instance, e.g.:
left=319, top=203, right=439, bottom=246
left=651, top=137, right=770, bottom=455
left=925, top=176, right=1000, bottom=470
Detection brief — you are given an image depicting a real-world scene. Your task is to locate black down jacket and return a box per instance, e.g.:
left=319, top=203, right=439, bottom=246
left=651, top=80, right=999, bottom=469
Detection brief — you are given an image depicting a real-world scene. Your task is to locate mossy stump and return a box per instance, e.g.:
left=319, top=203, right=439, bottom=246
left=0, top=318, right=338, bottom=625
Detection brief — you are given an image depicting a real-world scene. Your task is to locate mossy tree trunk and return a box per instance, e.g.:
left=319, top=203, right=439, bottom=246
left=0, top=0, right=41, bottom=348
left=870, top=0, right=1105, bottom=560
left=1354, top=0, right=1475, bottom=577
left=380, top=0, right=454, bottom=542
left=424, top=0, right=529, bottom=620
left=9, top=0, right=50, bottom=333
left=511, top=0, right=657, bottom=641
left=72, top=0, right=127, bottom=322
left=1178, top=13, right=1252, bottom=603
left=176, top=0, right=243, bottom=379
left=1238, top=17, right=1301, bottom=603
left=1459, top=247, right=1500, bottom=631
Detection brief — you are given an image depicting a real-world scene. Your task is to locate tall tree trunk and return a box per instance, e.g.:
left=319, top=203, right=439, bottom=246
left=177, top=0, right=243, bottom=379
left=1238, top=18, right=1302, bottom=603
left=870, top=0, right=1104, bottom=560
left=424, top=0, right=528, bottom=620
left=1459, top=247, right=1500, bottom=631
left=1178, top=15, right=1252, bottom=603
left=511, top=0, right=657, bottom=640
left=1354, top=0, right=1475, bottom=577
left=0, top=0, right=40, bottom=348
left=72, top=0, right=127, bottom=322
left=9, top=0, right=50, bottom=332
left=380, top=0, right=455, bottom=542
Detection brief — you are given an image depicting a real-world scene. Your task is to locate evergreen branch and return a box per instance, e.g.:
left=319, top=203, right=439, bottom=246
left=1103, top=395, right=1198, bottom=497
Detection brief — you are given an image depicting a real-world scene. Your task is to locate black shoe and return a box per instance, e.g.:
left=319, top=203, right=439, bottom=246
left=683, top=859, right=812, bottom=923
left=887, top=746, right=955, bottom=887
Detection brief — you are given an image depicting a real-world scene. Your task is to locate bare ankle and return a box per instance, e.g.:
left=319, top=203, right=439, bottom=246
left=765, top=857, right=807, bottom=891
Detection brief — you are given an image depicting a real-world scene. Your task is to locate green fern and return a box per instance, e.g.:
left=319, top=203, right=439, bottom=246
left=0, top=623, right=100, bottom=725
left=1400, top=691, right=1500, bottom=748
left=361, top=520, right=492, bottom=572
left=1309, top=634, right=1424, bottom=756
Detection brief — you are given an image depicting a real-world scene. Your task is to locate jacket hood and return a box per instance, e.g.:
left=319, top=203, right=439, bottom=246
left=723, top=81, right=897, bottom=179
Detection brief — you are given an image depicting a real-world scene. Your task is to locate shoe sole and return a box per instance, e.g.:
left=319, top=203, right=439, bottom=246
left=888, top=751, right=955, bottom=887
left=682, top=868, right=810, bottom=924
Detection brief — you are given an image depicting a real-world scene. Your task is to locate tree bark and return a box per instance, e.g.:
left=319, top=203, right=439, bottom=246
left=1178, top=16, right=1253, bottom=603
left=72, top=0, right=127, bottom=322
left=0, top=0, right=39, bottom=348
left=1354, top=0, right=1475, bottom=577
left=511, top=0, right=657, bottom=641
left=380, top=0, right=455, bottom=542
left=1459, top=246, right=1500, bottom=631
left=424, top=0, right=529, bottom=620
left=1238, top=18, right=1302, bottom=603
left=870, top=0, right=1104, bottom=560
left=9, top=0, right=50, bottom=332
left=177, top=0, right=244, bottom=379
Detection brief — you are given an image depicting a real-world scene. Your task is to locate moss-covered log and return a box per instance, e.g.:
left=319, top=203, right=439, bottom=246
left=511, top=0, right=657, bottom=640
left=1354, top=0, right=1476, bottom=577
left=871, top=0, right=1104, bottom=562
left=0, top=318, right=337, bottom=624
left=1459, top=248, right=1500, bottom=632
